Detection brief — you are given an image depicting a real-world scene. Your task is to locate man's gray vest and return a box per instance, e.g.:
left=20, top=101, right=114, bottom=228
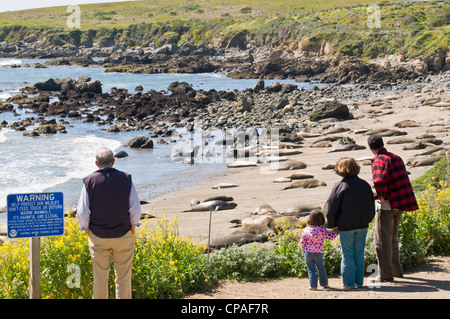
left=83, top=167, right=132, bottom=238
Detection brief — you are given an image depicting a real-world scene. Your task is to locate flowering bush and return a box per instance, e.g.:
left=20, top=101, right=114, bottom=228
left=208, top=244, right=289, bottom=280
left=0, top=238, right=29, bottom=299
left=399, top=182, right=450, bottom=268
left=132, top=211, right=207, bottom=299
left=0, top=210, right=207, bottom=299
left=0, top=215, right=91, bottom=299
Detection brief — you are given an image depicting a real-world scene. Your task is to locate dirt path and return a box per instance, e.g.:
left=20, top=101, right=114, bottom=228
left=185, top=256, right=450, bottom=299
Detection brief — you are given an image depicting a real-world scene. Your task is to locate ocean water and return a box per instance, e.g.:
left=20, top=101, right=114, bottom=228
left=0, top=57, right=323, bottom=220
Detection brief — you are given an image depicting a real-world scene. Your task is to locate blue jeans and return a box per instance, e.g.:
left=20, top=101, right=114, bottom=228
left=339, top=228, right=368, bottom=287
left=304, top=252, right=328, bottom=288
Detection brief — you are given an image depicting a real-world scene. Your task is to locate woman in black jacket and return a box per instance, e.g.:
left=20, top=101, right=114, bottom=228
left=326, top=157, right=375, bottom=289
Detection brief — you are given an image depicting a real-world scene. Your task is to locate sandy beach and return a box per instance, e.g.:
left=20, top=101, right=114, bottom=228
left=141, top=79, right=450, bottom=246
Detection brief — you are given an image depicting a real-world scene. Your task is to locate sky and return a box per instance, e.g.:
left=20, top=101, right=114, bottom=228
left=0, top=0, right=137, bottom=13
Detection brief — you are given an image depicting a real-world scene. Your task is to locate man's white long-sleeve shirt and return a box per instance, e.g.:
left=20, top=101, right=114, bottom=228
left=77, top=176, right=142, bottom=231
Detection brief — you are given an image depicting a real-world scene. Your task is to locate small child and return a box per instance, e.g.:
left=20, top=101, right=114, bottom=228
left=300, top=209, right=338, bottom=290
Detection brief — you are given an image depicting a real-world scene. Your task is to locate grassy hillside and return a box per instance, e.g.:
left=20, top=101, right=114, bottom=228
left=0, top=0, right=448, bottom=60
left=0, top=0, right=384, bottom=28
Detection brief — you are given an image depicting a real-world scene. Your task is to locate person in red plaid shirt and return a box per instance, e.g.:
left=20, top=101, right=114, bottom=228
left=368, top=134, right=418, bottom=283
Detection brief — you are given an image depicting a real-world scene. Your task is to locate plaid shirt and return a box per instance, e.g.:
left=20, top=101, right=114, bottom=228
left=371, top=148, right=419, bottom=212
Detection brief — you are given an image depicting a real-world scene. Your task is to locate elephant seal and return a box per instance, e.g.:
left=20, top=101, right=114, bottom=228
left=242, top=215, right=276, bottom=227
left=270, top=159, right=307, bottom=171
left=212, top=182, right=238, bottom=189
left=190, top=199, right=200, bottom=207
left=402, top=141, right=429, bottom=150
left=273, top=177, right=292, bottom=183
left=312, top=135, right=344, bottom=144
left=227, top=161, right=258, bottom=168
left=183, top=200, right=237, bottom=212
left=410, top=154, right=445, bottom=167
left=325, top=127, right=351, bottom=134
left=282, top=179, right=327, bottom=190
left=252, top=204, right=277, bottom=215
left=329, top=144, right=366, bottom=152
left=422, top=138, right=443, bottom=146
left=203, top=196, right=234, bottom=202
left=365, top=129, right=407, bottom=137
left=416, top=133, right=436, bottom=139
left=276, top=149, right=303, bottom=156
left=394, top=120, right=419, bottom=128
left=208, top=233, right=269, bottom=249
left=312, top=141, right=332, bottom=148
left=322, top=163, right=336, bottom=170
left=258, top=156, right=289, bottom=163
left=280, top=204, right=321, bottom=216
left=285, top=172, right=315, bottom=180
left=387, top=137, right=416, bottom=144
left=278, top=142, right=303, bottom=149
left=414, top=146, right=445, bottom=156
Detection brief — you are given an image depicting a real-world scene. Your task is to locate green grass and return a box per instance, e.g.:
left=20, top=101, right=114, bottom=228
left=0, top=0, right=408, bottom=29
left=0, top=1, right=448, bottom=59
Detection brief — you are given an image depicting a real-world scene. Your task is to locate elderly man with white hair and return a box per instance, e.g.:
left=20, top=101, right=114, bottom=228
left=77, top=147, right=141, bottom=299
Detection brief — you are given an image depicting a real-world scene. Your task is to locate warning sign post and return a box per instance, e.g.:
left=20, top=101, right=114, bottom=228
left=6, top=192, right=64, bottom=299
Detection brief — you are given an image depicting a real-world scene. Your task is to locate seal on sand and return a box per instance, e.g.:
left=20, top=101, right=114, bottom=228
left=212, top=183, right=238, bottom=189
left=203, top=196, right=234, bottom=202
left=387, top=137, right=416, bottom=144
left=282, top=179, right=327, bottom=190
left=322, top=163, right=336, bottom=170
left=227, top=161, right=258, bottom=168
left=409, top=154, right=445, bottom=167
left=414, top=146, right=444, bottom=156
left=280, top=204, right=322, bottom=216
left=329, top=144, right=366, bottom=152
left=273, top=177, right=292, bottom=183
left=252, top=204, right=277, bottom=215
left=402, top=141, right=429, bottom=150
left=285, top=172, right=315, bottom=180
left=208, top=233, right=269, bottom=249
left=183, top=200, right=237, bottom=212
left=270, top=159, right=307, bottom=171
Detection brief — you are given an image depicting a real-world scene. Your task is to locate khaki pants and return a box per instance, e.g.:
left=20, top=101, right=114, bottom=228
left=374, top=209, right=403, bottom=280
left=88, top=230, right=135, bottom=299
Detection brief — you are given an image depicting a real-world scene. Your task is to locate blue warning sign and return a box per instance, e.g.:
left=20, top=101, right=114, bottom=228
left=7, top=192, right=64, bottom=238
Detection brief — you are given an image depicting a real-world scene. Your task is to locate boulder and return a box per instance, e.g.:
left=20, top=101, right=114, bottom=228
left=124, top=136, right=154, bottom=149
left=234, top=97, right=252, bottom=112
left=253, top=79, right=265, bottom=91
left=33, top=76, right=102, bottom=94
left=309, top=100, right=350, bottom=121
left=73, top=76, right=102, bottom=94
left=34, top=78, right=60, bottom=91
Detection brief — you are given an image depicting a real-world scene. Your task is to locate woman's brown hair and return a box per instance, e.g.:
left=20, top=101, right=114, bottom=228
left=307, top=209, right=326, bottom=226
left=334, top=157, right=360, bottom=177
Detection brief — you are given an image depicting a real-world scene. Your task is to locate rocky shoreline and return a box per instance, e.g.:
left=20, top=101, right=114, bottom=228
left=1, top=67, right=448, bottom=142
left=2, top=42, right=448, bottom=140
left=1, top=41, right=446, bottom=83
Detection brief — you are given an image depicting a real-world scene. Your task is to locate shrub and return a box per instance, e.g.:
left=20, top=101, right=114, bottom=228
left=132, top=212, right=208, bottom=298
left=0, top=211, right=207, bottom=299
left=412, top=157, right=450, bottom=191
left=208, top=244, right=288, bottom=280
left=240, top=7, right=252, bottom=14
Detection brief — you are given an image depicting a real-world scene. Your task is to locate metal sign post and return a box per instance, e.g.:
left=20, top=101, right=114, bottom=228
left=6, top=192, right=64, bottom=299
left=206, top=206, right=219, bottom=279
